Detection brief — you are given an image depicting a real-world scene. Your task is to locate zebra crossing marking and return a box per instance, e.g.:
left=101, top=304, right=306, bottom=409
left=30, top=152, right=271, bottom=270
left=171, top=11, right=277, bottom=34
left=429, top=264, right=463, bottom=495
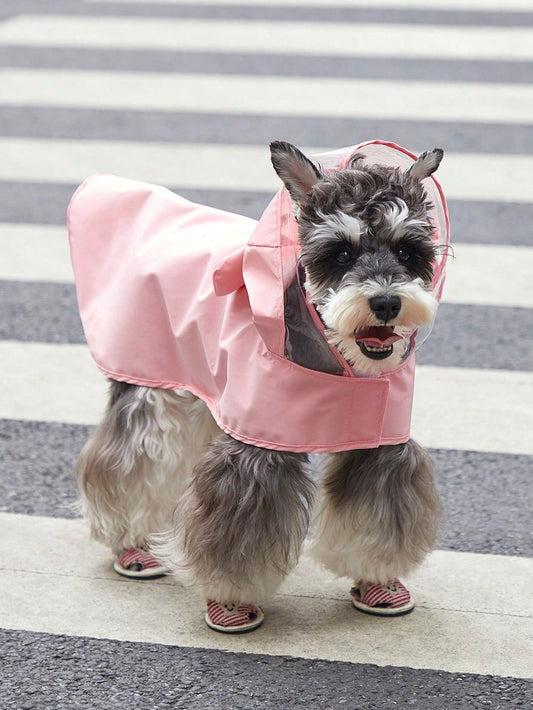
left=1, top=16, right=532, bottom=61
left=1, top=512, right=531, bottom=678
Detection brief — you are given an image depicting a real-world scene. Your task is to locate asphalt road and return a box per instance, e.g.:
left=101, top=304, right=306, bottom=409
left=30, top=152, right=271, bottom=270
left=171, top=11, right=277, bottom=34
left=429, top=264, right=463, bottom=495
left=0, top=1, right=532, bottom=708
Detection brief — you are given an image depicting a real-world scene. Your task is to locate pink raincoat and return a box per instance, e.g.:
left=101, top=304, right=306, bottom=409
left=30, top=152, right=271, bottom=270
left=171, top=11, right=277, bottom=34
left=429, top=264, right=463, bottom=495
left=68, top=141, right=449, bottom=453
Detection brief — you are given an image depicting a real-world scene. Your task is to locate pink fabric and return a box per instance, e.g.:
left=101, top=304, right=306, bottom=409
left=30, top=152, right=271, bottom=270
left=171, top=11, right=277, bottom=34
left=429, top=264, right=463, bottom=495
left=67, top=142, right=449, bottom=453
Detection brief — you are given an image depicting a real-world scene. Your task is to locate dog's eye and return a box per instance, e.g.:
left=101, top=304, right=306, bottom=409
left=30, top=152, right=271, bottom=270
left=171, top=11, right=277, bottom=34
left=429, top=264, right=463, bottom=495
left=335, top=249, right=353, bottom=264
left=397, top=247, right=411, bottom=263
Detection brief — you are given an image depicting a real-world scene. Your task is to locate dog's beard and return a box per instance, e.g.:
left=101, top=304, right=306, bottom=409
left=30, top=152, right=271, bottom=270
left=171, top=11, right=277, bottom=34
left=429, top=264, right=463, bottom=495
left=310, top=278, right=438, bottom=374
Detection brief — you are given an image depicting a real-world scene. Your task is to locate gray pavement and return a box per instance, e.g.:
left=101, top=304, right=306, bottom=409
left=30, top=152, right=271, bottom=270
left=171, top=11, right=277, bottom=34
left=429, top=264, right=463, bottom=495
left=2, top=629, right=531, bottom=710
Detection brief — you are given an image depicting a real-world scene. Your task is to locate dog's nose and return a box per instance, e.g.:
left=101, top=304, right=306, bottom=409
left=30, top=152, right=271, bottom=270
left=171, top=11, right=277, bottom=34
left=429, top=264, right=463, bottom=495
left=369, top=295, right=401, bottom=322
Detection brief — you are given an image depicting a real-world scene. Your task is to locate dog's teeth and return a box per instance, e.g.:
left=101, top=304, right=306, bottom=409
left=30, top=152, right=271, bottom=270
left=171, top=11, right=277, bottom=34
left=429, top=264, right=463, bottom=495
left=365, top=345, right=392, bottom=352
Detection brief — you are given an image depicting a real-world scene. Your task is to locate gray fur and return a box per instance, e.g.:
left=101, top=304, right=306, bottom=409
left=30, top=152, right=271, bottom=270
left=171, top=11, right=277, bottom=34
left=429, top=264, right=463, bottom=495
left=312, top=440, right=442, bottom=581
left=297, top=159, right=437, bottom=303
left=408, top=148, right=444, bottom=180
left=175, top=434, right=314, bottom=603
left=270, top=140, right=322, bottom=207
left=76, top=380, right=156, bottom=552
left=76, top=380, right=218, bottom=555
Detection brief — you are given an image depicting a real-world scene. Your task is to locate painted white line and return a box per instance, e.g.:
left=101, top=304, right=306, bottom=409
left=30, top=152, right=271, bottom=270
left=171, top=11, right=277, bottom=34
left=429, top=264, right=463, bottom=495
left=0, top=224, right=74, bottom=283
left=85, top=0, right=533, bottom=10
left=2, top=69, right=531, bottom=126
left=0, top=138, right=531, bottom=204
left=412, top=365, right=533, bottom=455
left=1, top=512, right=531, bottom=678
left=0, top=341, right=109, bottom=427
left=442, top=243, right=533, bottom=309
left=2, top=225, right=532, bottom=310
left=1, top=341, right=532, bottom=455
left=0, top=15, right=532, bottom=61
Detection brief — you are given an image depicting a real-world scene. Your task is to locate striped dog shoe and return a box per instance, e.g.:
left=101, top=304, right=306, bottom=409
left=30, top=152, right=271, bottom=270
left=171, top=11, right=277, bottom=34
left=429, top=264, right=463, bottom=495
left=113, top=548, right=169, bottom=579
left=350, top=579, right=414, bottom=616
left=205, top=600, right=264, bottom=633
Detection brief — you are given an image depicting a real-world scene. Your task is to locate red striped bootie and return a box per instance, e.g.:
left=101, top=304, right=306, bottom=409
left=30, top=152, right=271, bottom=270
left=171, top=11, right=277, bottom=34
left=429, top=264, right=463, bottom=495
left=350, top=579, right=414, bottom=616
left=205, top=600, right=264, bottom=633
left=113, top=548, right=169, bottom=579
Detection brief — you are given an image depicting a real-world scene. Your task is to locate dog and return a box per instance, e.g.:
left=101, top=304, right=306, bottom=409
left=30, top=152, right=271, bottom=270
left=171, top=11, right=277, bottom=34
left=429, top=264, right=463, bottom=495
left=70, top=140, right=448, bottom=632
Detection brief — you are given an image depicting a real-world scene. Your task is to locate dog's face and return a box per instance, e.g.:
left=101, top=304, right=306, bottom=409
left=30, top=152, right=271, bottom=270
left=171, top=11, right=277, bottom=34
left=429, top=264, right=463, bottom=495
left=271, top=141, right=443, bottom=374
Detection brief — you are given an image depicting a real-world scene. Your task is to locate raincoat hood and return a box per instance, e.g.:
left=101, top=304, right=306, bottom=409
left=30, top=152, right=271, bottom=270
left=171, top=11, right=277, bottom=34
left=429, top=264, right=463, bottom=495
left=68, top=140, right=450, bottom=453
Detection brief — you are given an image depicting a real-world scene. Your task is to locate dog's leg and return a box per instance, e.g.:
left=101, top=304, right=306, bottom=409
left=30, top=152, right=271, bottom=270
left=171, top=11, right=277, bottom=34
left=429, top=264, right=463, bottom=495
left=156, top=434, right=314, bottom=609
left=311, top=440, right=441, bottom=612
left=76, top=380, right=219, bottom=556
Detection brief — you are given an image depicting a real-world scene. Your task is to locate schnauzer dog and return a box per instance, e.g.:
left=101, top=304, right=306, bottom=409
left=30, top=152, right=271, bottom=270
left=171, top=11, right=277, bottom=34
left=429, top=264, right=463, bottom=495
left=73, top=140, right=446, bottom=632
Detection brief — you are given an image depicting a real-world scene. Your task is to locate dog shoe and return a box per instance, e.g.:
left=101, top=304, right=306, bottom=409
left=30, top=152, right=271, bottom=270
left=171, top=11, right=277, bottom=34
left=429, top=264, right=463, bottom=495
left=205, top=600, right=264, bottom=633
left=113, top=548, right=169, bottom=579
left=350, top=579, right=414, bottom=616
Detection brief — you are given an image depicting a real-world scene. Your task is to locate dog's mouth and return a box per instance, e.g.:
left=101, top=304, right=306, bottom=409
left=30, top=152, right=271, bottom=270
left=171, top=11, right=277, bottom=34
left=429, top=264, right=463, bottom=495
left=355, top=326, right=403, bottom=360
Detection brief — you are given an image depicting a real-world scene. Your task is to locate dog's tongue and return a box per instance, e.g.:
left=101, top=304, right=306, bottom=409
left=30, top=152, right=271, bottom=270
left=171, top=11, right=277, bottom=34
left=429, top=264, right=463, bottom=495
left=355, top=326, right=403, bottom=348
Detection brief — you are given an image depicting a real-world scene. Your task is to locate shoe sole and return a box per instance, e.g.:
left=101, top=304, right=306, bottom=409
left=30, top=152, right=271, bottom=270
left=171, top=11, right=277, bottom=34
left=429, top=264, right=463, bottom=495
left=351, top=598, right=415, bottom=617
left=113, top=560, right=169, bottom=579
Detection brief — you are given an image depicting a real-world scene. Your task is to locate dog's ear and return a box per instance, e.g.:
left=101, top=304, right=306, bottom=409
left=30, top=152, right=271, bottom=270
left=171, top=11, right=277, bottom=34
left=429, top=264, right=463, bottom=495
left=270, top=141, right=322, bottom=206
left=408, top=148, right=444, bottom=180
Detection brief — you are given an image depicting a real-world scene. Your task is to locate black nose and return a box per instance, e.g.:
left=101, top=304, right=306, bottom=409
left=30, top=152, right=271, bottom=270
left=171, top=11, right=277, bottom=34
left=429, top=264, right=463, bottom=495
left=369, top=295, right=401, bottom=322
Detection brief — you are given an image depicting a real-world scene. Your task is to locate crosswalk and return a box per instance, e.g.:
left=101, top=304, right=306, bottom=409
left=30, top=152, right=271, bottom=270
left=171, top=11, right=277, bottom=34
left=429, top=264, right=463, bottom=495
left=2, top=139, right=533, bottom=201
left=2, top=512, right=532, bottom=679
left=3, top=15, right=532, bottom=59
left=5, top=71, right=532, bottom=124
left=0, top=1, right=531, bottom=707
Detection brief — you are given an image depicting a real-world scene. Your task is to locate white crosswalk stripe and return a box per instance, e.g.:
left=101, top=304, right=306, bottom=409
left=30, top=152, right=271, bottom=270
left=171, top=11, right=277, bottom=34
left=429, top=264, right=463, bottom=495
left=2, top=512, right=532, bottom=679
left=86, top=0, right=533, bottom=10
left=1, top=16, right=532, bottom=60
left=0, top=1, right=531, bottom=703
left=2, top=69, right=530, bottom=124
left=86, top=0, right=533, bottom=9
left=0, top=138, right=531, bottom=202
